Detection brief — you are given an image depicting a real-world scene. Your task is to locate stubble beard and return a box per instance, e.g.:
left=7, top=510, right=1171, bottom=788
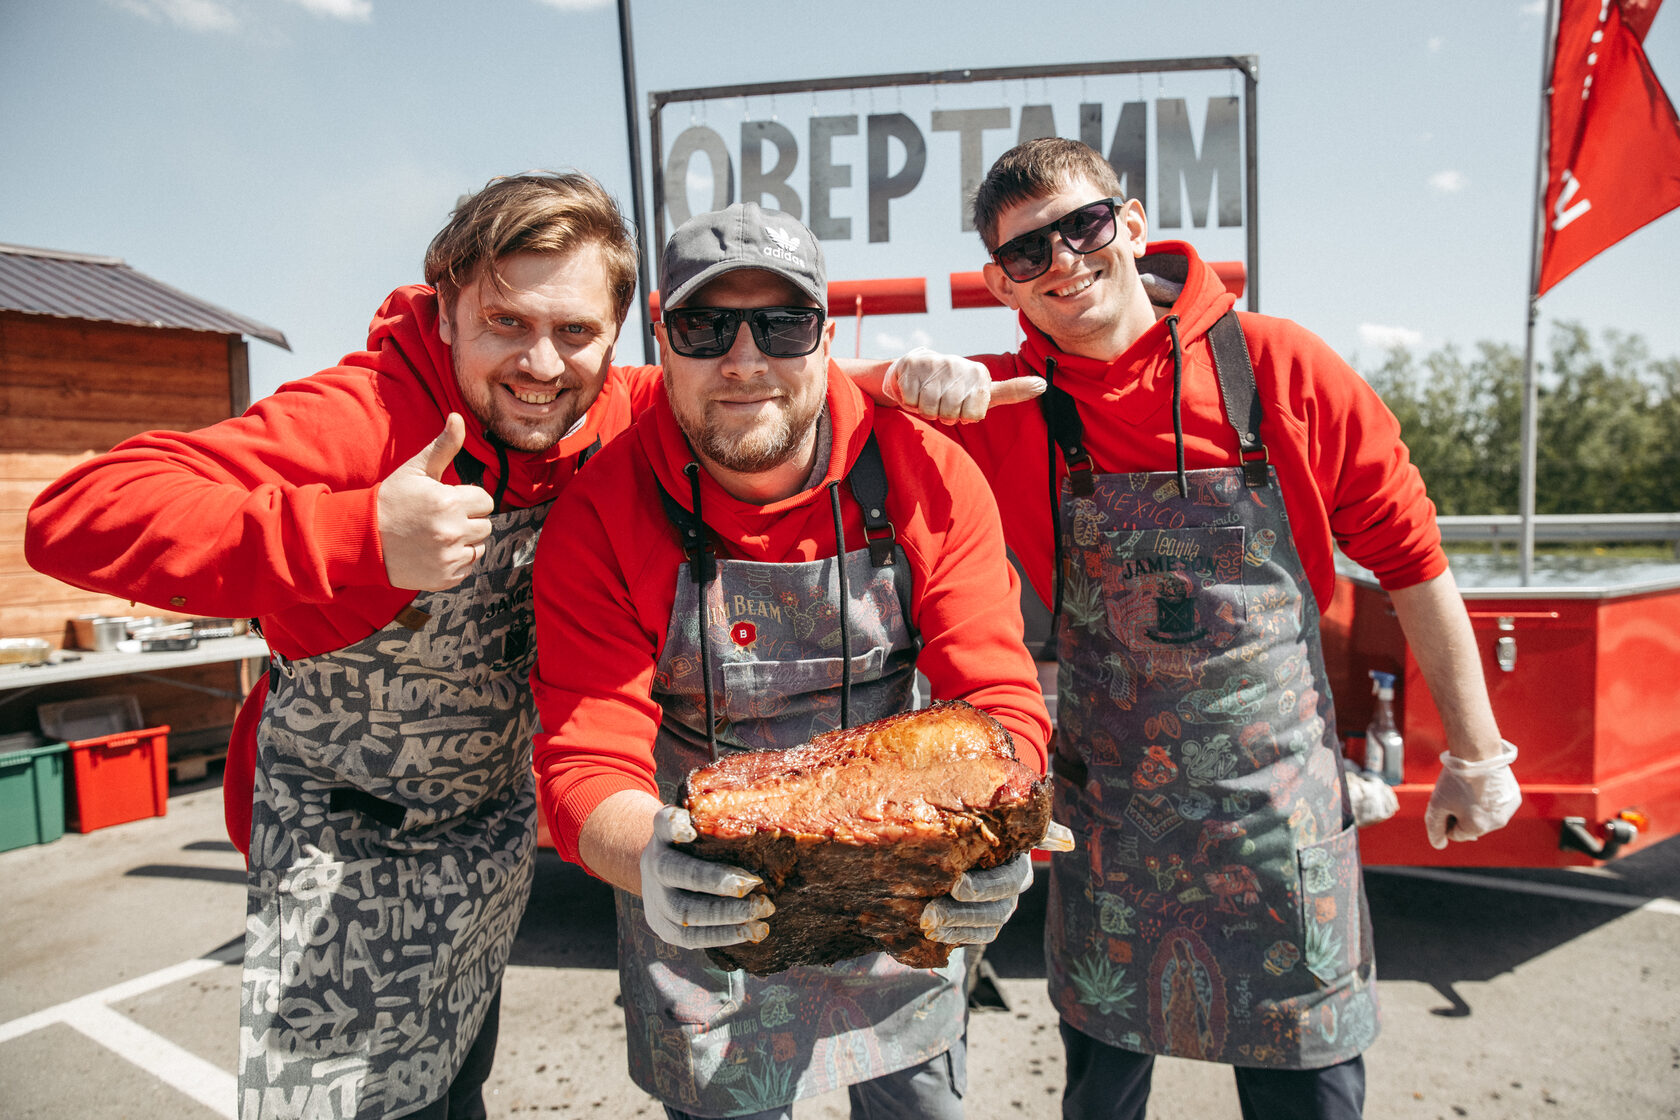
left=676, top=392, right=822, bottom=475
left=455, top=345, right=588, bottom=453
left=481, top=397, right=583, bottom=453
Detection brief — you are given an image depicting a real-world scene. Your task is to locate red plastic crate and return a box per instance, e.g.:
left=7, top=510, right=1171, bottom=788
left=65, top=725, right=171, bottom=832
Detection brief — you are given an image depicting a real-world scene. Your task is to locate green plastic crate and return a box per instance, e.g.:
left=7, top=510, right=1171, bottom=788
left=0, top=740, right=68, bottom=852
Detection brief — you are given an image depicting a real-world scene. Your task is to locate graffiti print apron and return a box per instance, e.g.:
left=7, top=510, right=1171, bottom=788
left=238, top=500, right=548, bottom=1119
left=1043, top=313, right=1379, bottom=1071
left=616, top=447, right=967, bottom=1117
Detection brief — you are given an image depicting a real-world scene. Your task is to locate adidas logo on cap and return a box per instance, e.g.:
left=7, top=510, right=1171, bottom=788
left=762, top=225, right=803, bottom=263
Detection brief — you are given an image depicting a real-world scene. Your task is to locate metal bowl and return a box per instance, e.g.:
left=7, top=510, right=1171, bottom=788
left=71, top=615, right=133, bottom=652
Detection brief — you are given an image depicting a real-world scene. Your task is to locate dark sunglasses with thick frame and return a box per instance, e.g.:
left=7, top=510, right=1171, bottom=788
left=990, top=196, right=1124, bottom=283
left=660, top=305, right=828, bottom=359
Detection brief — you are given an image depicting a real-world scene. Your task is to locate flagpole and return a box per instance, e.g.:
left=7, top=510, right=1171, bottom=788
left=616, top=0, right=654, bottom=364
left=1519, top=0, right=1562, bottom=587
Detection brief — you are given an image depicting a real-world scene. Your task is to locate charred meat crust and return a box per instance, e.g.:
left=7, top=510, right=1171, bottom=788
left=678, top=700, right=1051, bottom=975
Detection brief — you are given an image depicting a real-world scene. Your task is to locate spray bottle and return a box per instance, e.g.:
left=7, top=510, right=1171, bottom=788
left=1364, top=670, right=1404, bottom=786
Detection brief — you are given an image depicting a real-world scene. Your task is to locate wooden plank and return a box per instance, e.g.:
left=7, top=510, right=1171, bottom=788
left=0, top=416, right=197, bottom=455
left=0, top=591, right=155, bottom=630
left=0, top=535, right=39, bottom=571
left=1, top=359, right=228, bottom=397
left=0, top=479, right=51, bottom=511
left=0, top=566, right=132, bottom=608
left=0, top=451, right=94, bottom=480
left=229, top=337, right=250, bottom=417
left=0, top=382, right=229, bottom=429
left=1, top=314, right=227, bottom=373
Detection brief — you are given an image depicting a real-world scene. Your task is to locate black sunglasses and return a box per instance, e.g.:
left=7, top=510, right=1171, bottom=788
left=991, top=197, right=1123, bottom=282
left=661, top=305, right=827, bottom=359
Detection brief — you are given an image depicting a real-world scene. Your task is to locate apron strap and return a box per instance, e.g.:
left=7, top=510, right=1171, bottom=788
left=654, top=434, right=897, bottom=582
left=450, top=443, right=511, bottom=512
left=1207, top=310, right=1270, bottom=488
left=452, top=446, right=487, bottom=490
left=1039, top=380, right=1095, bottom=497
left=847, top=433, right=898, bottom=568
left=656, top=477, right=716, bottom=584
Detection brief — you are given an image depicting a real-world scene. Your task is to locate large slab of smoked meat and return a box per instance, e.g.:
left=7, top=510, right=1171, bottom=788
left=679, top=700, right=1050, bottom=975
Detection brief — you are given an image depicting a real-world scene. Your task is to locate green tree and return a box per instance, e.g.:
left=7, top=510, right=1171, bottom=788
left=1358, top=323, right=1678, bottom=515
left=1363, top=339, right=1523, bottom=515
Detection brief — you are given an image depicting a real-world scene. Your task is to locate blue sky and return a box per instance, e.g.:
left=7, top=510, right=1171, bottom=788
left=3, top=0, right=1677, bottom=402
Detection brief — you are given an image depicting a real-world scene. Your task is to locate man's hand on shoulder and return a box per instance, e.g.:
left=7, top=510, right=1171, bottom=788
left=376, top=413, right=494, bottom=591
left=881, top=347, right=1046, bottom=424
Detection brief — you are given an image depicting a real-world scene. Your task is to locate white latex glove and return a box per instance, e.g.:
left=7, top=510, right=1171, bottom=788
left=1341, top=759, right=1400, bottom=828
left=1424, top=741, right=1521, bottom=850
left=638, top=806, right=774, bottom=949
left=921, top=822, right=1074, bottom=945
left=883, top=346, right=1046, bottom=424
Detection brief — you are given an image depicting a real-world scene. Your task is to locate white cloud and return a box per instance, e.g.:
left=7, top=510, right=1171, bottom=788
left=285, top=0, right=374, bottom=20
left=1428, top=169, right=1467, bottom=193
left=1428, top=36, right=1444, bottom=51
left=110, top=0, right=239, bottom=33
left=1358, top=323, right=1425, bottom=352
left=530, top=0, right=614, bottom=9
left=871, top=328, right=934, bottom=353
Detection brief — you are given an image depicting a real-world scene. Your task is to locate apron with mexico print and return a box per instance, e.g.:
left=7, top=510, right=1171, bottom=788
left=1042, top=312, right=1379, bottom=1071
left=616, top=437, right=968, bottom=1117
left=239, top=497, right=549, bottom=1120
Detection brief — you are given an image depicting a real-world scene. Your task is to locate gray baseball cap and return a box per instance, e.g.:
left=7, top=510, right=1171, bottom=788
left=660, top=202, right=827, bottom=311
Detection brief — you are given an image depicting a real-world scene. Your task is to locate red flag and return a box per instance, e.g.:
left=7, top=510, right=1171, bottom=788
left=1539, top=0, right=1680, bottom=296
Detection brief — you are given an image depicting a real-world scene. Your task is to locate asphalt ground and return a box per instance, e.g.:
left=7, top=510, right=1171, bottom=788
left=2, top=779, right=1677, bottom=1119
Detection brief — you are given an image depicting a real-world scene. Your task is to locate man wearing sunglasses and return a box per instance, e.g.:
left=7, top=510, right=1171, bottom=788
left=881, top=138, right=1520, bottom=1120
left=528, top=202, right=1056, bottom=1119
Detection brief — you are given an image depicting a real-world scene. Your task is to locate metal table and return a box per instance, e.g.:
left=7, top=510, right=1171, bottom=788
left=0, top=635, right=270, bottom=707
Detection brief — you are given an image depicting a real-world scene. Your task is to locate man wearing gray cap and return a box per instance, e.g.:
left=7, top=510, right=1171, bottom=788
left=527, top=202, right=1059, bottom=1118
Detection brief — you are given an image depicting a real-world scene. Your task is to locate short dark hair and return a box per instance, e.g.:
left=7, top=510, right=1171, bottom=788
left=424, top=171, right=638, bottom=323
left=972, top=138, right=1126, bottom=250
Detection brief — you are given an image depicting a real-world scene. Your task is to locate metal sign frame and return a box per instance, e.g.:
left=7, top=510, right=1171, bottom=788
left=647, top=55, right=1260, bottom=311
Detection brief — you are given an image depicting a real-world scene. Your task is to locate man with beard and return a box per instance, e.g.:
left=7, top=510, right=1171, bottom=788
left=530, top=202, right=1056, bottom=1119
left=26, top=172, right=664, bottom=1119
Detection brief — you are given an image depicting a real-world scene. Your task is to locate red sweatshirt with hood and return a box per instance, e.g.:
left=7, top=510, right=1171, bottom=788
left=952, top=241, right=1446, bottom=615
left=25, top=284, right=663, bottom=853
left=531, top=364, right=1052, bottom=867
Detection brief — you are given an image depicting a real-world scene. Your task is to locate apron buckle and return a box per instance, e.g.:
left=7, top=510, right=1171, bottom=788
left=864, top=525, right=897, bottom=567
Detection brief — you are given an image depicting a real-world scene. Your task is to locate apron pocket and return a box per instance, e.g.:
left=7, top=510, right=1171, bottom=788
left=652, top=955, right=748, bottom=1026
left=720, top=646, right=888, bottom=724
left=1296, top=824, right=1365, bottom=987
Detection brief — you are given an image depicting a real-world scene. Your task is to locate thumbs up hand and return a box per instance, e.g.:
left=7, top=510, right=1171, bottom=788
left=376, top=413, right=495, bottom=591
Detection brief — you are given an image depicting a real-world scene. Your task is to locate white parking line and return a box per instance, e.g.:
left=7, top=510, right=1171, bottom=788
left=62, top=1002, right=236, bottom=1117
left=0, top=945, right=241, bottom=1118
left=1369, top=865, right=1680, bottom=916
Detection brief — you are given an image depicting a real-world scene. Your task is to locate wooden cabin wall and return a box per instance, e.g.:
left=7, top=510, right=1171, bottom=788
left=0, top=311, right=248, bottom=740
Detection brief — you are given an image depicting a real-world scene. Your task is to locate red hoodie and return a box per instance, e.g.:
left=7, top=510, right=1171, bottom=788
left=26, top=284, right=663, bottom=852
left=949, top=241, right=1446, bottom=614
left=531, top=365, right=1052, bottom=867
